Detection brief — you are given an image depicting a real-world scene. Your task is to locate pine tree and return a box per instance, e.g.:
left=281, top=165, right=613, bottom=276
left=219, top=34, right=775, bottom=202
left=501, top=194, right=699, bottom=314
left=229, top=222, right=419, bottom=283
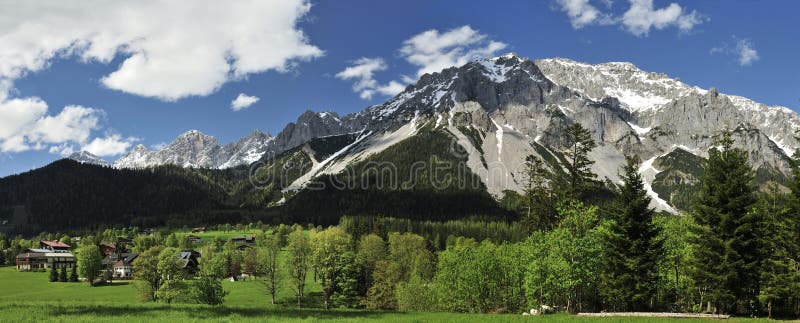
left=601, top=155, right=662, bottom=311
left=49, top=266, right=58, bottom=282
left=521, top=155, right=557, bottom=231
left=561, top=123, right=597, bottom=201
left=692, top=129, right=757, bottom=314
left=59, top=266, right=67, bottom=282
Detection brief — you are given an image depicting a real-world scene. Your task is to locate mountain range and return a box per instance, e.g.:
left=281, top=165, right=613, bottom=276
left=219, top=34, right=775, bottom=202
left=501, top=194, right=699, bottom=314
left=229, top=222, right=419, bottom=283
left=63, top=53, right=797, bottom=214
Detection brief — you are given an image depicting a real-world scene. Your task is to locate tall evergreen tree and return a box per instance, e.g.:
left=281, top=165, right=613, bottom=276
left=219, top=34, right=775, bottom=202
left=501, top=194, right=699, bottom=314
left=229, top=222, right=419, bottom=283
left=601, top=155, right=663, bottom=311
left=561, top=123, right=597, bottom=201
left=521, top=155, right=557, bottom=231
left=692, top=129, right=757, bottom=314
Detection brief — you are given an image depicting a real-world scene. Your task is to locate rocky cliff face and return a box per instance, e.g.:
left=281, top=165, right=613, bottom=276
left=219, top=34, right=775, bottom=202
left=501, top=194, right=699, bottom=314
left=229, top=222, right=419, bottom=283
left=110, top=53, right=799, bottom=213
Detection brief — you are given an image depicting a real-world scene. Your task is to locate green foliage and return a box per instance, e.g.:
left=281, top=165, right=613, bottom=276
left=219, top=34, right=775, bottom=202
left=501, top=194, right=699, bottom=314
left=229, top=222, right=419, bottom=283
left=133, top=246, right=164, bottom=302
left=310, top=226, right=352, bottom=309
left=388, top=232, right=433, bottom=281
left=396, top=274, right=437, bottom=312
left=600, top=155, right=663, bottom=311
left=192, top=275, right=227, bottom=306
left=525, top=200, right=606, bottom=313
left=49, top=266, right=58, bottom=282
left=692, top=130, right=757, bottom=314
left=364, top=260, right=402, bottom=310
left=255, top=234, right=282, bottom=305
left=520, top=155, right=558, bottom=231
left=561, top=123, right=598, bottom=200
left=59, top=266, right=68, bottom=282
left=76, top=244, right=103, bottom=286
left=69, top=266, right=78, bottom=282
left=341, top=216, right=526, bottom=250
left=435, top=240, right=530, bottom=313
left=286, top=227, right=311, bottom=306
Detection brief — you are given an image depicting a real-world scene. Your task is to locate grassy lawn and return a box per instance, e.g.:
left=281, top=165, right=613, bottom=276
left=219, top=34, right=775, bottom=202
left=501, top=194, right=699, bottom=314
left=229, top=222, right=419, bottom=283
left=0, top=266, right=778, bottom=322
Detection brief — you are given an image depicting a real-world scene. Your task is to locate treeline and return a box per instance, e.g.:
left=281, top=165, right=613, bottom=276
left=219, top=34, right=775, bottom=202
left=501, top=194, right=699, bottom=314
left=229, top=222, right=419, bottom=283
left=339, top=216, right=527, bottom=250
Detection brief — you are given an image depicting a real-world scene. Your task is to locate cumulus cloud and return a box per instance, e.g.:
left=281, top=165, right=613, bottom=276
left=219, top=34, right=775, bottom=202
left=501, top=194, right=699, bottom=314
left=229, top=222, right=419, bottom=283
left=553, top=0, right=704, bottom=36
left=82, top=134, right=139, bottom=156
left=621, top=0, right=703, bottom=37
left=400, top=26, right=507, bottom=77
left=336, top=58, right=406, bottom=99
left=0, top=103, right=103, bottom=153
left=0, top=0, right=323, bottom=101
left=231, top=93, right=260, bottom=111
left=555, top=0, right=615, bottom=28
left=711, top=37, right=760, bottom=66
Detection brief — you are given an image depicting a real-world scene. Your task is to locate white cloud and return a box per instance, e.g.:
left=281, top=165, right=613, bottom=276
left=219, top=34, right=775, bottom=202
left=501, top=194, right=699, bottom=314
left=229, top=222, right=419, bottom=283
left=621, top=0, right=703, bottom=37
left=231, top=93, right=260, bottom=111
left=0, top=102, right=104, bottom=153
left=49, top=144, right=76, bottom=157
left=711, top=37, right=760, bottom=66
left=553, top=0, right=704, bottom=36
left=82, top=134, right=139, bottom=156
left=400, top=26, right=507, bottom=77
left=735, top=39, right=759, bottom=66
left=0, top=0, right=323, bottom=101
left=336, top=58, right=406, bottom=100
left=337, top=26, right=506, bottom=100
left=555, top=0, right=615, bottom=28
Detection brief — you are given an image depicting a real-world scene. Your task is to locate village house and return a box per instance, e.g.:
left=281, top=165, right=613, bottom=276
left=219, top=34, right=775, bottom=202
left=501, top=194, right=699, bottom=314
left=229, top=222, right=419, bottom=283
left=191, top=227, right=206, bottom=233
left=102, top=253, right=139, bottom=279
left=40, top=240, right=71, bottom=251
left=230, top=235, right=255, bottom=245
left=178, top=251, right=200, bottom=274
left=15, top=241, right=75, bottom=271
left=100, top=242, right=116, bottom=256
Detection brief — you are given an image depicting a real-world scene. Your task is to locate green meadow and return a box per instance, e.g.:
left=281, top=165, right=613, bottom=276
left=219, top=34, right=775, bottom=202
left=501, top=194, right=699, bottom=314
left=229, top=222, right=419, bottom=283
left=0, top=266, right=777, bottom=322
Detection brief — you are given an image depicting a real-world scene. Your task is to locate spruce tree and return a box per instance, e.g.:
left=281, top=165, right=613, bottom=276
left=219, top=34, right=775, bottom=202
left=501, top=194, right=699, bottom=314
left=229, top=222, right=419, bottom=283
left=59, top=266, right=68, bottom=282
left=561, top=123, right=597, bottom=201
left=692, top=129, right=757, bottom=314
left=521, top=155, right=557, bottom=231
left=601, top=155, right=663, bottom=311
left=49, top=266, right=58, bottom=282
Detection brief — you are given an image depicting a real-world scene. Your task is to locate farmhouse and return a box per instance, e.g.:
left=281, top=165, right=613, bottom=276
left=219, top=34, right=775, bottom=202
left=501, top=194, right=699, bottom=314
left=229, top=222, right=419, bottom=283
left=191, top=227, right=206, bottom=233
left=231, top=235, right=255, bottom=245
left=102, top=253, right=139, bottom=278
left=40, top=240, right=71, bottom=251
left=178, top=251, right=200, bottom=273
left=15, top=249, right=75, bottom=271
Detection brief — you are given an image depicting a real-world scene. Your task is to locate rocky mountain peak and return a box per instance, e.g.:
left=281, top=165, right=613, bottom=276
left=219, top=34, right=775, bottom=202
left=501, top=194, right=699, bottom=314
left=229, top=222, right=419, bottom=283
left=68, top=151, right=109, bottom=166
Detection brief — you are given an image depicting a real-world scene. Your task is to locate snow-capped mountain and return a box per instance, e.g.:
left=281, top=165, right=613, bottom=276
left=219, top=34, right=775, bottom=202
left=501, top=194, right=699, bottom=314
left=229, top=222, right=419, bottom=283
left=272, top=53, right=798, bottom=213
left=109, top=53, right=799, bottom=213
left=68, top=151, right=110, bottom=166
left=113, top=130, right=273, bottom=169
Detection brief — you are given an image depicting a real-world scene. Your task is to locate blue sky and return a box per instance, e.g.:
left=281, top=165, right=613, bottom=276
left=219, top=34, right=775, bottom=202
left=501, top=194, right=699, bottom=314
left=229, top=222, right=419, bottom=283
left=0, top=0, right=798, bottom=176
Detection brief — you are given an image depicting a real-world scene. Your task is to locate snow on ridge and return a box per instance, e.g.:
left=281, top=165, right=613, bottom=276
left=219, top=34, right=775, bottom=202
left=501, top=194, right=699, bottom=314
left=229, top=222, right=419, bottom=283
left=626, top=122, right=652, bottom=136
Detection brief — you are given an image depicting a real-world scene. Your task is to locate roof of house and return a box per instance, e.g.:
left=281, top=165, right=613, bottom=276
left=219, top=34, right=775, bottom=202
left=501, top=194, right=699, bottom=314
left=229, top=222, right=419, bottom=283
left=102, top=252, right=139, bottom=266
left=41, top=240, right=71, bottom=248
left=100, top=242, right=116, bottom=249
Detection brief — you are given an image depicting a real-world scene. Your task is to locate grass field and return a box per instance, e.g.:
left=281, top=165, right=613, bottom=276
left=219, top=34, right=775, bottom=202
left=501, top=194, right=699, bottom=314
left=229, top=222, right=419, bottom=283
left=0, top=266, right=780, bottom=322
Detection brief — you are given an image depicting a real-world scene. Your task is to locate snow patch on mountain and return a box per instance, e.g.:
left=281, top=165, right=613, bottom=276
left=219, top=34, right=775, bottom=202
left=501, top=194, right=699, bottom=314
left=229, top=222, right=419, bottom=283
left=639, top=153, right=677, bottom=214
